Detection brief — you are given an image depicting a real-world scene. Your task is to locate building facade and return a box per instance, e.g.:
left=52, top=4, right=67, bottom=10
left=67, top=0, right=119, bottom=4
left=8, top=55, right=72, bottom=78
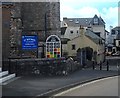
left=2, top=2, right=60, bottom=59
left=67, top=27, right=104, bottom=64
left=61, top=15, right=106, bottom=60
left=2, top=3, right=13, bottom=60
left=106, top=26, right=120, bottom=55
left=61, top=15, right=106, bottom=40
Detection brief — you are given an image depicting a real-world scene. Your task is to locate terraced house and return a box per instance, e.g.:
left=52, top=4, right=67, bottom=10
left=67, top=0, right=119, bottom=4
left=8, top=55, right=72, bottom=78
left=61, top=15, right=105, bottom=64
left=106, top=26, right=120, bottom=55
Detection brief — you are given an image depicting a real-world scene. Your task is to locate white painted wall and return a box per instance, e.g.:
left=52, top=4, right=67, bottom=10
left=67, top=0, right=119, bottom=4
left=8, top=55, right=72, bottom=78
left=62, top=26, right=80, bottom=40
left=116, top=40, right=120, bottom=46
left=61, top=21, right=67, bottom=27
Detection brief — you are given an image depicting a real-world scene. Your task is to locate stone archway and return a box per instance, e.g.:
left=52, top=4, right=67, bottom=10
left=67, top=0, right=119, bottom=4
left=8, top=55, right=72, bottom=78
left=85, top=47, right=93, bottom=61
left=77, top=47, right=93, bottom=66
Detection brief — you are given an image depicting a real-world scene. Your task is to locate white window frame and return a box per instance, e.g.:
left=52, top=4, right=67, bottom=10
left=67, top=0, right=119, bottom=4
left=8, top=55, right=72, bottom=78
left=94, top=18, right=98, bottom=24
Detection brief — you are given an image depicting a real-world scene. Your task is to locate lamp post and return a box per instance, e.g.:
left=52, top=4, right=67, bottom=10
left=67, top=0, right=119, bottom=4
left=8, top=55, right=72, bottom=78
left=45, top=12, right=47, bottom=41
left=42, top=12, right=47, bottom=58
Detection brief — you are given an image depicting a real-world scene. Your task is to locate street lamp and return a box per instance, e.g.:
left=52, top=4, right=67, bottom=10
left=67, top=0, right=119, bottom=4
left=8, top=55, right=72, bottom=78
left=42, top=12, right=47, bottom=58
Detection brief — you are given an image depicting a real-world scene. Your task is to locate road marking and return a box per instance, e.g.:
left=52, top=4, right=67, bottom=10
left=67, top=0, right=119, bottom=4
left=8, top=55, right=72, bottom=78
left=54, top=76, right=118, bottom=96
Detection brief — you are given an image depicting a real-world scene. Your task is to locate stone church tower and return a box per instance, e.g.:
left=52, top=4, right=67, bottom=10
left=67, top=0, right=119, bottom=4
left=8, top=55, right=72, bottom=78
left=2, top=1, right=60, bottom=59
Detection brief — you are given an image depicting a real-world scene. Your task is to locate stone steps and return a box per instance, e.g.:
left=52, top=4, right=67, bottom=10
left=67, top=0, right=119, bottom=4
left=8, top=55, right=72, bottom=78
left=0, top=71, right=8, bottom=77
left=0, top=67, right=16, bottom=84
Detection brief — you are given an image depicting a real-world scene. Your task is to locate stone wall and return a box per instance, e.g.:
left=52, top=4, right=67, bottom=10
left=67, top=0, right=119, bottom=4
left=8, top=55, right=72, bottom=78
left=2, top=4, right=13, bottom=59
left=2, top=2, right=60, bottom=59
left=21, top=2, right=60, bottom=38
left=10, top=3, right=22, bottom=57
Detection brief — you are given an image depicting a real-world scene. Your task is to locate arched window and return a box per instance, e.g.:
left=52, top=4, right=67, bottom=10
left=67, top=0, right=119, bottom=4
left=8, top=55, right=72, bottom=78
left=46, top=35, right=61, bottom=58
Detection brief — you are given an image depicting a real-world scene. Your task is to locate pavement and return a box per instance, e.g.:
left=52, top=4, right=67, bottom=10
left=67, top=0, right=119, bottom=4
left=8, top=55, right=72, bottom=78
left=54, top=76, right=118, bottom=96
left=2, top=65, right=118, bottom=98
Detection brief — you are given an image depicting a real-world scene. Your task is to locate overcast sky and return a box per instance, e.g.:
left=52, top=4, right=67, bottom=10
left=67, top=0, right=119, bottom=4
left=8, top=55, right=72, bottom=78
left=60, top=0, right=119, bottom=31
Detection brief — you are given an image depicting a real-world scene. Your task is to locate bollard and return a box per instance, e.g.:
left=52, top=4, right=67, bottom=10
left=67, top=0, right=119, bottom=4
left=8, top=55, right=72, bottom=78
left=106, top=60, right=109, bottom=71
left=107, top=65, right=109, bottom=71
left=92, top=61, right=95, bottom=70
left=9, top=59, right=11, bottom=74
left=100, top=61, right=102, bottom=70
left=93, top=64, right=95, bottom=70
left=100, top=65, right=102, bottom=70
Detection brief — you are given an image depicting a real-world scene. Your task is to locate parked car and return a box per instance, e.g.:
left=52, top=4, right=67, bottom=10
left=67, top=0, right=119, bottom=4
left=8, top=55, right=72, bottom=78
left=112, top=51, right=120, bottom=56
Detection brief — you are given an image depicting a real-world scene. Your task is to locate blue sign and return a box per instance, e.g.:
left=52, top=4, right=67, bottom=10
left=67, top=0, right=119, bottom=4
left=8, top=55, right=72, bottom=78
left=22, top=35, right=38, bottom=50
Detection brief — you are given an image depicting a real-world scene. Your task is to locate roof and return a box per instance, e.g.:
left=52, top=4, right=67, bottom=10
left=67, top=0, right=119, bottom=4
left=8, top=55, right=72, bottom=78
left=2, top=2, right=13, bottom=5
left=63, top=17, right=92, bottom=27
left=99, top=16, right=105, bottom=24
left=90, top=14, right=105, bottom=25
left=112, top=26, right=120, bottom=31
left=112, top=26, right=120, bottom=39
left=69, top=29, right=102, bottom=44
left=85, top=29, right=102, bottom=44
left=61, top=27, right=67, bottom=35
left=63, top=15, right=105, bottom=27
left=107, top=44, right=114, bottom=47
left=61, top=38, right=70, bottom=44
left=105, top=30, right=110, bottom=33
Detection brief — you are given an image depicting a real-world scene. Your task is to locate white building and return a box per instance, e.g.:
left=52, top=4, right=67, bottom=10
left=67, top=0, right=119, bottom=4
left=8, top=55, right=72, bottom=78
left=106, top=26, right=120, bottom=54
left=61, top=15, right=106, bottom=40
left=61, top=15, right=106, bottom=58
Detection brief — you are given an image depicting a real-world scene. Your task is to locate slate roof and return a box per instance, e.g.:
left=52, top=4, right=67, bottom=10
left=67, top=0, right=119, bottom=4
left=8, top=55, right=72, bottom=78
left=61, top=38, right=70, bottom=44
left=70, top=29, right=102, bottom=44
left=90, top=15, right=105, bottom=25
left=61, top=27, right=67, bottom=35
left=85, top=29, right=102, bottom=44
left=63, top=17, right=92, bottom=27
left=63, top=15, right=105, bottom=27
left=2, top=2, right=13, bottom=5
left=99, top=16, right=105, bottom=24
left=112, top=26, right=120, bottom=31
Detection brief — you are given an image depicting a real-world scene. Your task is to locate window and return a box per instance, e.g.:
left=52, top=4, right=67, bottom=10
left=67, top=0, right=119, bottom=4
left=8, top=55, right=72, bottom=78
left=95, top=32, right=100, bottom=37
left=69, top=19, right=73, bottom=22
left=118, top=30, right=120, bottom=34
left=70, top=30, right=73, bottom=34
left=75, top=20, right=79, bottom=24
left=72, top=44, right=76, bottom=50
left=111, top=30, right=115, bottom=35
left=94, top=18, right=98, bottom=24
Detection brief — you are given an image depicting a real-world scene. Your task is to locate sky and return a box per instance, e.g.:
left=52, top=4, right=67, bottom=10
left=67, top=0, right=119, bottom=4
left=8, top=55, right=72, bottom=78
left=60, top=0, right=120, bottom=31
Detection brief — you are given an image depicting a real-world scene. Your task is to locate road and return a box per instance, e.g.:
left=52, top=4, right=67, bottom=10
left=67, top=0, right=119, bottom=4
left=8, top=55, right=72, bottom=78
left=54, top=76, right=119, bottom=96
left=2, top=56, right=118, bottom=97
